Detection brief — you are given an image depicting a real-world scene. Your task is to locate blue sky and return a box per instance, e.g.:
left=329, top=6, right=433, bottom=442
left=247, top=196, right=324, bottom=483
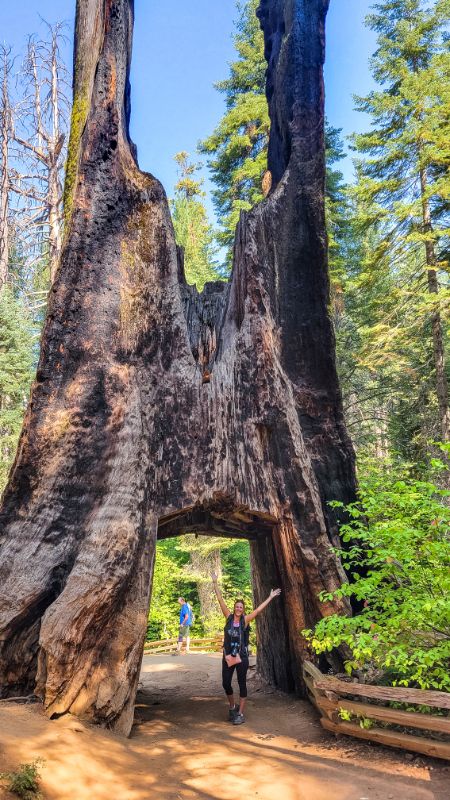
left=1, top=1, right=376, bottom=217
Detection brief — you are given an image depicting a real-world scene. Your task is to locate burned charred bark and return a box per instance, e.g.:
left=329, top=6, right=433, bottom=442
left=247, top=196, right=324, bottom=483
left=0, top=0, right=356, bottom=735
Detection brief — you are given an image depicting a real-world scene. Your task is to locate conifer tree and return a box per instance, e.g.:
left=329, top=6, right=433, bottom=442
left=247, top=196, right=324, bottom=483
left=352, top=0, right=450, bottom=441
left=325, top=123, right=354, bottom=322
left=199, top=0, right=270, bottom=258
left=170, top=152, right=221, bottom=290
left=0, top=287, right=34, bottom=490
left=200, top=0, right=354, bottom=274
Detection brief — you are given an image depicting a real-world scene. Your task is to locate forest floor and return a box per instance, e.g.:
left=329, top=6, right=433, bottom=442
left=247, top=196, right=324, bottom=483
left=0, top=653, right=448, bottom=800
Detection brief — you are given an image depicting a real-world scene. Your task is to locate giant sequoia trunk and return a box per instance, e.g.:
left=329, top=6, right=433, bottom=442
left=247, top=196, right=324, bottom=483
left=0, top=0, right=356, bottom=735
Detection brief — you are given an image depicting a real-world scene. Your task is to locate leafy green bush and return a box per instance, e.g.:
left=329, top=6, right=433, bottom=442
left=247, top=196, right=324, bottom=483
left=147, top=542, right=197, bottom=640
left=0, top=759, right=44, bottom=799
left=304, top=450, right=450, bottom=690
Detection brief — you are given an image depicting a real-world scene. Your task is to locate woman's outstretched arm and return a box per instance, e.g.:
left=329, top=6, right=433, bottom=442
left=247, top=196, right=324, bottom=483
left=245, top=588, right=281, bottom=624
left=211, top=572, right=231, bottom=618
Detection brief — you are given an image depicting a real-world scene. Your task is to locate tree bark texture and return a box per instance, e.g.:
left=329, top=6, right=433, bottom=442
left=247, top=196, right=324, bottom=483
left=0, top=0, right=356, bottom=735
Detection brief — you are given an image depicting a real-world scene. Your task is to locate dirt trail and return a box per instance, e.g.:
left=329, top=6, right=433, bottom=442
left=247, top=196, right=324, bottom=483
left=0, top=653, right=448, bottom=800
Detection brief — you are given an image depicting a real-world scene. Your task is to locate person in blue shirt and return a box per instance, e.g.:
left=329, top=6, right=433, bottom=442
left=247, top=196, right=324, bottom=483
left=174, top=596, right=193, bottom=655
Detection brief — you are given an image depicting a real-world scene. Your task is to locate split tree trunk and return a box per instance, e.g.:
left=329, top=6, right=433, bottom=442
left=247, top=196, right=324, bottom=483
left=0, top=0, right=356, bottom=735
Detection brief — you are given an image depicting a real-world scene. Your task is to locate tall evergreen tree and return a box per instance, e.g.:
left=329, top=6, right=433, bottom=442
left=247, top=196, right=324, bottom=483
left=0, top=287, right=34, bottom=491
left=200, top=0, right=355, bottom=274
left=171, top=152, right=221, bottom=290
left=325, top=123, right=354, bottom=320
left=199, top=0, right=270, bottom=259
left=352, top=0, right=450, bottom=442
left=334, top=192, right=438, bottom=458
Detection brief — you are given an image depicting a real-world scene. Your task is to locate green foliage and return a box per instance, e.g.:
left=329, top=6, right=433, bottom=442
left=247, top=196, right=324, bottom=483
left=324, top=123, right=357, bottom=323
left=353, top=0, right=450, bottom=223
left=147, top=539, right=197, bottom=640
left=334, top=200, right=444, bottom=457
left=359, top=716, right=375, bottom=730
left=64, top=86, right=89, bottom=227
left=346, top=0, right=450, bottom=454
left=304, top=450, right=450, bottom=690
left=0, top=759, right=44, bottom=799
left=338, top=708, right=375, bottom=729
left=147, top=536, right=252, bottom=640
left=199, top=0, right=269, bottom=259
left=222, top=540, right=252, bottom=600
left=0, top=287, right=35, bottom=492
left=171, top=152, right=222, bottom=290
left=200, top=0, right=358, bottom=286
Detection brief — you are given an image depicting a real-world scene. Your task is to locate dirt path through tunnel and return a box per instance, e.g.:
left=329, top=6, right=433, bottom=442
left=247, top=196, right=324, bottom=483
left=0, top=654, right=448, bottom=799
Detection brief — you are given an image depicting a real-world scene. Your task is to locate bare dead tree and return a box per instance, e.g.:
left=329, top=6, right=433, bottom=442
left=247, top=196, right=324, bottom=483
left=0, top=46, right=13, bottom=291
left=10, top=22, right=69, bottom=289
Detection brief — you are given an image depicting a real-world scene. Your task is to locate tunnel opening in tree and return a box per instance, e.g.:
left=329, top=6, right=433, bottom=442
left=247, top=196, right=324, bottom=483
left=153, top=501, right=295, bottom=691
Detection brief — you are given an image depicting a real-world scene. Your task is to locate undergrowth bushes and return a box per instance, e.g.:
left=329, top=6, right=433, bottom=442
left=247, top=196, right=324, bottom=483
left=304, top=447, right=450, bottom=690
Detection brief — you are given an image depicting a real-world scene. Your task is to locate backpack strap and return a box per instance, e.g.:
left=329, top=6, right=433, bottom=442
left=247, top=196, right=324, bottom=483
left=240, top=615, right=249, bottom=656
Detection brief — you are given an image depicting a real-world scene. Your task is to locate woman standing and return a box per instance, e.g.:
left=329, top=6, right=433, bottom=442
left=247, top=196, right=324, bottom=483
left=211, top=572, right=281, bottom=725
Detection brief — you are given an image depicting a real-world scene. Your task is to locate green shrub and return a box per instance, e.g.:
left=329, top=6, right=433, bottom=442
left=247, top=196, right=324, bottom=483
left=304, top=448, right=450, bottom=690
left=0, top=759, right=44, bottom=799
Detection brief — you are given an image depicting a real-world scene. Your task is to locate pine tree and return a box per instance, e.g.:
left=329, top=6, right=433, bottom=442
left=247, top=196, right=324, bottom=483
left=352, top=0, right=450, bottom=441
left=170, top=152, right=221, bottom=290
left=0, top=287, right=34, bottom=490
left=200, top=0, right=358, bottom=278
left=334, top=192, right=436, bottom=459
left=325, top=124, right=354, bottom=321
left=199, top=0, right=270, bottom=259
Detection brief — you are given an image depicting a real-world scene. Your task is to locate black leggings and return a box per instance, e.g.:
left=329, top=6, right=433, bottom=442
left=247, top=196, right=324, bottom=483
left=222, top=657, right=249, bottom=699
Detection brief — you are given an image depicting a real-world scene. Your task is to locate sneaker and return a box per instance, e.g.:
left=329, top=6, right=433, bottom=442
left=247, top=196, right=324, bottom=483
left=171, top=651, right=180, bottom=656
left=228, top=704, right=239, bottom=721
left=233, top=713, right=245, bottom=725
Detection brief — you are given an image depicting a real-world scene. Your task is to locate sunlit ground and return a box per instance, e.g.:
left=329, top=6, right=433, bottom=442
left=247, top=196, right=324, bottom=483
left=0, top=654, right=447, bottom=800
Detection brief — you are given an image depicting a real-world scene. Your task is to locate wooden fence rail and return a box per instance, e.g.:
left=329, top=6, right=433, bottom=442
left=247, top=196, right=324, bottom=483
left=144, top=636, right=222, bottom=654
left=303, top=662, right=450, bottom=762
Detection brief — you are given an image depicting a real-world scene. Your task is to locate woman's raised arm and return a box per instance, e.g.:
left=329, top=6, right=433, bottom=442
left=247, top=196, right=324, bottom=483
left=211, top=572, right=231, bottom=618
left=245, top=588, right=281, bottom=625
